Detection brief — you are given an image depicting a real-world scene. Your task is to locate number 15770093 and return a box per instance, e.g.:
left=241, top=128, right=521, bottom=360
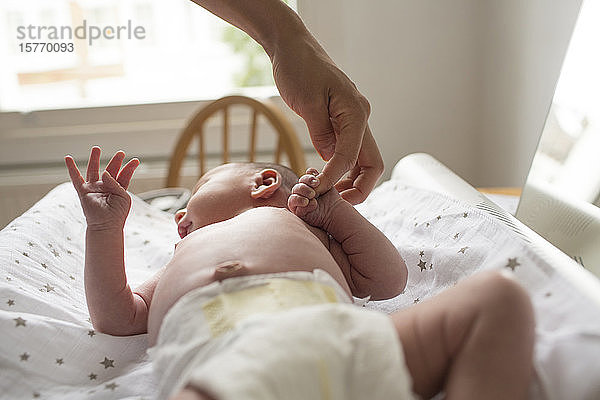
left=19, top=42, right=74, bottom=52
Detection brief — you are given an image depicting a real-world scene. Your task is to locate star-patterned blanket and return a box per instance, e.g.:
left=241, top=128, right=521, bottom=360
left=1, top=180, right=599, bottom=400
left=1, top=183, right=177, bottom=400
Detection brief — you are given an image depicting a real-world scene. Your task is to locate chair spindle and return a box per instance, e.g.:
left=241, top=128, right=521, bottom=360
left=249, top=110, right=257, bottom=162
left=198, top=126, right=205, bottom=177
left=222, top=107, right=229, bottom=163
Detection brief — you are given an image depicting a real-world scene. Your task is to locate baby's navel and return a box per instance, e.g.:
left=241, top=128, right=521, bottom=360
left=213, top=260, right=247, bottom=281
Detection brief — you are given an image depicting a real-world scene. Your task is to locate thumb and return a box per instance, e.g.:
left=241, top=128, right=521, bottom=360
left=304, top=107, right=336, bottom=161
left=101, top=171, right=127, bottom=196
left=315, top=116, right=365, bottom=195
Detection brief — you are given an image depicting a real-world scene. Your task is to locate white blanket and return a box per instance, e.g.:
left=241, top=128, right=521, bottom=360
left=0, top=183, right=177, bottom=400
left=356, top=182, right=600, bottom=400
left=1, top=181, right=599, bottom=399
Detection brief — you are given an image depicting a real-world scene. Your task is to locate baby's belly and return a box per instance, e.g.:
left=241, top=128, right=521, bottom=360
left=147, top=207, right=350, bottom=344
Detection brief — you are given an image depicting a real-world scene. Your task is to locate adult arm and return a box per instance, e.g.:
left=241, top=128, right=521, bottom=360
left=189, top=0, right=384, bottom=203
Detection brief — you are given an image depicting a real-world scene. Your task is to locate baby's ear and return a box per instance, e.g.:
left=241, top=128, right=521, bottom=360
left=251, top=169, right=282, bottom=199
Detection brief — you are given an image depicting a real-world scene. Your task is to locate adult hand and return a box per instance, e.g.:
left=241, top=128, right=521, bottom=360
left=271, top=36, right=383, bottom=204
left=188, top=0, right=383, bottom=203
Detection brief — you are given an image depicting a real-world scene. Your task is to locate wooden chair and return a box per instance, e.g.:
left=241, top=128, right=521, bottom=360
left=166, top=95, right=306, bottom=187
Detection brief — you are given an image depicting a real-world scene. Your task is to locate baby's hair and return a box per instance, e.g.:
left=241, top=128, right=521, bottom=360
left=192, top=162, right=299, bottom=196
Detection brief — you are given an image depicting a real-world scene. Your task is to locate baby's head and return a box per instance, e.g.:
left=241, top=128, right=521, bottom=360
left=175, top=162, right=298, bottom=238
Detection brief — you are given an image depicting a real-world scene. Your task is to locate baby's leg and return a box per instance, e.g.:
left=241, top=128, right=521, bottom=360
left=390, top=270, right=534, bottom=399
left=169, top=386, right=215, bottom=400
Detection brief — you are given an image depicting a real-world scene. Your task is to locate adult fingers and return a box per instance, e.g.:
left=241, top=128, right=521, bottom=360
left=64, top=155, right=84, bottom=192
left=304, top=105, right=336, bottom=161
left=334, top=164, right=360, bottom=194
left=116, top=158, right=140, bottom=190
left=105, top=151, right=125, bottom=178
left=316, top=114, right=365, bottom=195
left=86, top=146, right=101, bottom=182
left=337, top=125, right=383, bottom=205
left=314, top=90, right=369, bottom=195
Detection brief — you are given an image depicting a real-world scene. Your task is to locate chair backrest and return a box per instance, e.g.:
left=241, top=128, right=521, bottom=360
left=166, top=95, right=306, bottom=187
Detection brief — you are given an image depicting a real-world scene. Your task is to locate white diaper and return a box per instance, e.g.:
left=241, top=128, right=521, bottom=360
left=148, top=269, right=416, bottom=400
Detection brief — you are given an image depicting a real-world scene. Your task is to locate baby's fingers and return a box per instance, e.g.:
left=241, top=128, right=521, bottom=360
left=288, top=194, right=317, bottom=217
left=299, top=173, right=319, bottom=188
left=288, top=194, right=307, bottom=213
left=292, top=182, right=316, bottom=199
left=101, top=171, right=127, bottom=196
left=64, top=155, right=84, bottom=192
left=116, top=158, right=140, bottom=190
left=105, top=151, right=125, bottom=178
left=305, top=168, right=319, bottom=176
left=86, top=146, right=101, bottom=182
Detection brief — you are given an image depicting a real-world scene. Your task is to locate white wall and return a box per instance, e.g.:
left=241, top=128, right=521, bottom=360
left=298, top=0, right=581, bottom=186
left=478, top=0, right=581, bottom=186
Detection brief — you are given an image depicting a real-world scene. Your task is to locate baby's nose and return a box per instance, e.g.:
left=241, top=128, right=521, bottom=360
left=177, top=220, right=192, bottom=239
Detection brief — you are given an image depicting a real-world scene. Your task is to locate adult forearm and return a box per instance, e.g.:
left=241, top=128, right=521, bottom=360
left=84, top=228, right=144, bottom=335
left=189, top=0, right=308, bottom=58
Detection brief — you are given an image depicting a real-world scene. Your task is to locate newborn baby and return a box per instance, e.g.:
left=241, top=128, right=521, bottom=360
left=150, top=159, right=408, bottom=342
left=65, top=147, right=534, bottom=400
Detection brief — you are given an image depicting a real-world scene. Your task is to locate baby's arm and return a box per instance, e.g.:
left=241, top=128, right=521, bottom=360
left=289, top=170, right=407, bottom=300
left=65, top=147, right=153, bottom=335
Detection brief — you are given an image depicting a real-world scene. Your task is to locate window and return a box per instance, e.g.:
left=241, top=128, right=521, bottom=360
left=0, top=0, right=295, bottom=111
left=529, top=0, right=600, bottom=203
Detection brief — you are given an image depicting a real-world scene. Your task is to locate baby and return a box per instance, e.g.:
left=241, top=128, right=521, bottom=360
left=65, top=147, right=534, bottom=400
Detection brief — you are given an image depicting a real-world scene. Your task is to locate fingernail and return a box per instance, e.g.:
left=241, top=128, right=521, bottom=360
left=309, top=177, right=319, bottom=187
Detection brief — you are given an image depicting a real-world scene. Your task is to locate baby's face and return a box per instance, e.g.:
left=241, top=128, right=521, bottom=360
left=175, top=165, right=255, bottom=239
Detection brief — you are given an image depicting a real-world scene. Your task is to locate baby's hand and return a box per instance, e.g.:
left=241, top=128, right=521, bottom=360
left=288, top=168, right=344, bottom=231
left=65, top=147, right=139, bottom=231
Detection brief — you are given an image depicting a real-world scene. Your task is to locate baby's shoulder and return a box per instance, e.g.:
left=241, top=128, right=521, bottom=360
left=241, top=206, right=292, bottom=218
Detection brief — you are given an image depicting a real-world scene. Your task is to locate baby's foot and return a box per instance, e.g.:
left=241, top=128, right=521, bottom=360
left=288, top=168, right=344, bottom=231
